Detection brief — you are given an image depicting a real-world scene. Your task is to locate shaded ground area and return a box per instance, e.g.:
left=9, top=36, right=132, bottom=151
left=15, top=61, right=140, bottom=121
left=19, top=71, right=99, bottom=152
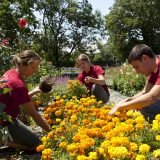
left=0, top=146, right=41, bottom=160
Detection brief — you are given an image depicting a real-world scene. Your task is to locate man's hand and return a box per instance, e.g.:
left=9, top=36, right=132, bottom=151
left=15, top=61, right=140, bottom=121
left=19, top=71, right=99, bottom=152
left=108, top=105, right=120, bottom=116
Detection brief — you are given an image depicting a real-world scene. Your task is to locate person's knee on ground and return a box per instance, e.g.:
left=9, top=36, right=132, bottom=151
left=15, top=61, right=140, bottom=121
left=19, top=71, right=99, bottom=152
left=8, top=120, right=41, bottom=149
left=6, top=141, right=38, bottom=151
left=91, top=84, right=109, bottom=103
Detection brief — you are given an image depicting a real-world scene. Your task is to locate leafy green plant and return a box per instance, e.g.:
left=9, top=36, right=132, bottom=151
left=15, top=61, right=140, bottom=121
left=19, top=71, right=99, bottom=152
left=67, top=79, right=89, bottom=99
left=107, top=62, right=146, bottom=96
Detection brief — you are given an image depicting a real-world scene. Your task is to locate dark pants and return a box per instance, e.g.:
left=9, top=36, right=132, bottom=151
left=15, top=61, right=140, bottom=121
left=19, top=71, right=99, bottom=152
left=8, top=119, right=41, bottom=148
left=91, top=84, right=109, bottom=103
left=140, top=99, right=160, bottom=123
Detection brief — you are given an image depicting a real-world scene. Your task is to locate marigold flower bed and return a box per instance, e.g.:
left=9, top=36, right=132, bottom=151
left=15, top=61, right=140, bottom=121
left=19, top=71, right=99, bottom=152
left=37, top=95, right=160, bottom=160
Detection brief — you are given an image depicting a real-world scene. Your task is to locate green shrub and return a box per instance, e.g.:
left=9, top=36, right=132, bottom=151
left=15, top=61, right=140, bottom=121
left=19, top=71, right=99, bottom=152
left=107, top=62, right=146, bottom=96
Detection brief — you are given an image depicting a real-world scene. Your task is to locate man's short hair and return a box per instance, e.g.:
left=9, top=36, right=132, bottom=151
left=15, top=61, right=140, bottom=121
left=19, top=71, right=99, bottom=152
left=128, top=44, right=155, bottom=63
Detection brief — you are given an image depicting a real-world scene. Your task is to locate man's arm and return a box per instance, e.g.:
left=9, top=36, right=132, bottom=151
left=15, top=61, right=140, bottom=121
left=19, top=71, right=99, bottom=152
left=108, top=83, right=158, bottom=115
left=125, top=82, right=154, bottom=102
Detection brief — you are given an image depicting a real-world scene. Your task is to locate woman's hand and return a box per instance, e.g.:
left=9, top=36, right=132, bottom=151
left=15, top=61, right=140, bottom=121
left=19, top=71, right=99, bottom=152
left=84, top=76, right=92, bottom=83
left=29, top=86, right=42, bottom=97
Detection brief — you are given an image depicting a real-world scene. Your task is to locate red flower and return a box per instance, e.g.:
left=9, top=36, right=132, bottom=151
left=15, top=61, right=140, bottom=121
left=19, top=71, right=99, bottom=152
left=18, top=19, right=27, bottom=28
left=2, top=39, right=9, bottom=46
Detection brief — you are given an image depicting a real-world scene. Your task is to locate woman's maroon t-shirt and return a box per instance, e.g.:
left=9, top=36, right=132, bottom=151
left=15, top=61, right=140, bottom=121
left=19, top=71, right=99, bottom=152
left=78, top=65, right=109, bottom=95
left=0, top=69, right=31, bottom=121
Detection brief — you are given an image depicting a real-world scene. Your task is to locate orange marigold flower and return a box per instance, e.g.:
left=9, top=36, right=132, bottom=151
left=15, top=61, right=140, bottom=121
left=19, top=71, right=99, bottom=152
left=36, top=144, right=44, bottom=152
left=59, top=142, right=67, bottom=149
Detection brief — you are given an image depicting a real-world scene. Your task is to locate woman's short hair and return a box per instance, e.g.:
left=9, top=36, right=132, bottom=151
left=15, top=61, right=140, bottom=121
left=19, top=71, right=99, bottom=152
left=12, top=50, right=41, bottom=66
left=128, top=44, right=155, bottom=63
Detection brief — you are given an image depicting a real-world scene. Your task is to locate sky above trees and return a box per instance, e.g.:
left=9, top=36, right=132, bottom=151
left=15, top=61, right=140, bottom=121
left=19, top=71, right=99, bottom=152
left=88, top=0, right=114, bottom=15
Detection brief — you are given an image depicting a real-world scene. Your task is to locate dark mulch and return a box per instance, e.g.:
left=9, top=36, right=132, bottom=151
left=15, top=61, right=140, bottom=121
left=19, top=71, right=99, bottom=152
left=0, top=146, right=41, bottom=160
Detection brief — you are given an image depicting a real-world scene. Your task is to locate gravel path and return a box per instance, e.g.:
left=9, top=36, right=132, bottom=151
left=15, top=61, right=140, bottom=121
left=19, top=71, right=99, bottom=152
left=108, top=88, right=128, bottom=104
left=0, top=89, right=127, bottom=160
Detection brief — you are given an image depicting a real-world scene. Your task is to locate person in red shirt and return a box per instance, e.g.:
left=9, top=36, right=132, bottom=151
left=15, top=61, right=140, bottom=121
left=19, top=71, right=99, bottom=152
left=0, top=50, right=51, bottom=150
left=109, top=44, right=160, bottom=122
left=76, top=54, right=110, bottom=103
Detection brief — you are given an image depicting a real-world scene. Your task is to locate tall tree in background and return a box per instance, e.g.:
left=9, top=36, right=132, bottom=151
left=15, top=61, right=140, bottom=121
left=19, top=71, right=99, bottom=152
left=35, top=0, right=105, bottom=68
left=106, top=0, right=160, bottom=60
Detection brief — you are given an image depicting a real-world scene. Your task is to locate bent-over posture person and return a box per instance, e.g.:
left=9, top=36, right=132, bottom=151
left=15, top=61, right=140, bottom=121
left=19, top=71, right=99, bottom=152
left=0, top=50, right=51, bottom=150
left=109, top=44, right=160, bottom=122
left=76, top=54, right=110, bottom=103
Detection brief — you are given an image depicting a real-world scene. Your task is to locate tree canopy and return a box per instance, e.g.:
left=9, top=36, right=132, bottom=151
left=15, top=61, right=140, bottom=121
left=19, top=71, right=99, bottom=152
left=35, top=0, right=105, bottom=67
left=106, top=0, right=160, bottom=60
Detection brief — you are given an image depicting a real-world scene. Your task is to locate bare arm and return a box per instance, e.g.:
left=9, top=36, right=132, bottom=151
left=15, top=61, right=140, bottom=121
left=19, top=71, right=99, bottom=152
left=127, top=82, right=153, bottom=101
left=85, top=75, right=106, bottom=85
left=109, top=83, right=158, bottom=115
left=23, top=102, right=51, bottom=132
left=29, top=86, right=42, bottom=98
left=120, top=82, right=154, bottom=103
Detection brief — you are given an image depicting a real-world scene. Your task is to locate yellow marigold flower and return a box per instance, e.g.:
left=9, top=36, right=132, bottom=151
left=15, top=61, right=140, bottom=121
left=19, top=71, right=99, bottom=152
left=152, top=120, right=160, bottom=130
left=42, top=148, right=53, bottom=158
left=112, top=117, right=120, bottom=123
left=47, top=131, right=54, bottom=139
left=153, top=149, right=160, bottom=158
left=133, top=111, right=141, bottom=117
left=135, top=154, right=146, bottom=160
left=56, top=118, right=61, bottom=123
left=98, top=147, right=105, bottom=154
left=155, top=114, right=160, bottom=121
left=111, top=137, right=129, bottom=146
left=59, top=142, right=67, bottom=149
left=46, top=107, right=52, bottom=114
left=156, top=135, right=160, bottom=141
left=129, top=142, right=138, bottom=151
left=126, top=119, right=134, bottom=124
left=135, top=116, right=145, bottom=124
left=82, top=137, right=95, bottom=148
left=135, top=123, right=144, bottom=130
left=55, top=95, right=60, bottom=100
left=72, top=96, right=77, bottom=100
left=115, top=111, right=120, bottom=116
left=77, top=155, right=89, bottom=160
left=101, top=140, right=111, bottom=150
left=55, top=110, right=61, bottom=117
left=97, top=101, right=103, bottom=105
left=41, top=136, right=48, bottom=143
left=63, top=95, right=66, bottom=99
left=67, top=143, right=78, bottom=153
left=91, top=95, right=95, bottom=99
left=139, top=144, right=150, bottom=154
left=108, top=146, right=128, bottom=159
left=73, top=134, right=81, bottom=141
left=70, top=115, right=77, bottom=123
left=126, top=110, right=134, bottom=117
left=89, top=152, right=97, bottom=159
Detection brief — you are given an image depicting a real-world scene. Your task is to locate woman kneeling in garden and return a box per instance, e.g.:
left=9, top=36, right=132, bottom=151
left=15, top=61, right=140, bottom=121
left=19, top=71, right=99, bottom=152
left=76, top=54, right=110, bottom=103
left=0, top=50, right=51, bottom=150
